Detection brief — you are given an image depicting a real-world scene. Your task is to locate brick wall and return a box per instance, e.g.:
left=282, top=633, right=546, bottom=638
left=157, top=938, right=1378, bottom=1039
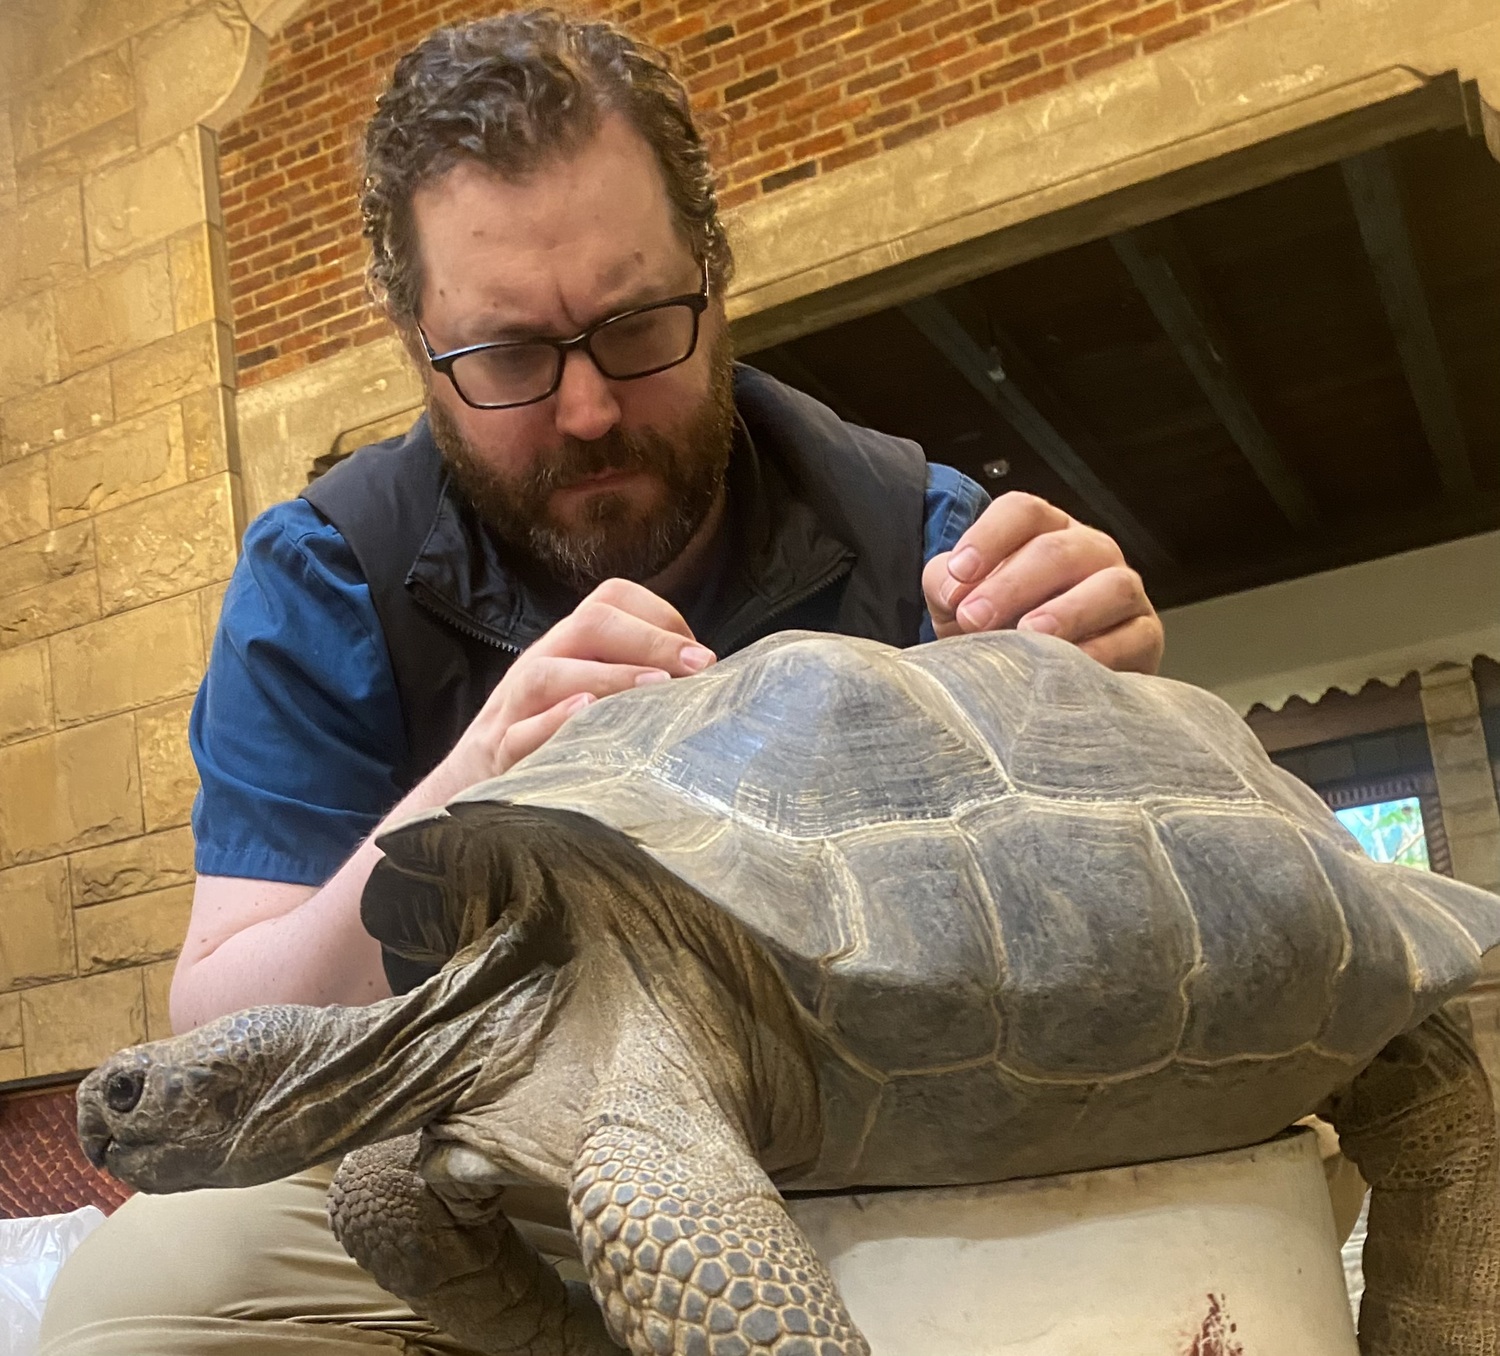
left=221, top=0, right=1289, bottom=387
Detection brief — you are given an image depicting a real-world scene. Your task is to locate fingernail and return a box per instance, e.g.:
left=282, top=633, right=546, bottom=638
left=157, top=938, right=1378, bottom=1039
left=1018, top=613, right=1060, bottom=636
left=948, top=546, right=981, bottom=582
left=957, top=597, right=995, bottom=630
left=635, top=669, right=672, bottom=686
left=680, top=645, right=716, bottom=672
left=567, top=692, right=595, bottom=712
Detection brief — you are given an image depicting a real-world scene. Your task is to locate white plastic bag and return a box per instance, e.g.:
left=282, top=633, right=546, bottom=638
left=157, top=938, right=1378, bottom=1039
left=0, top=1207, right=106, bottom=1356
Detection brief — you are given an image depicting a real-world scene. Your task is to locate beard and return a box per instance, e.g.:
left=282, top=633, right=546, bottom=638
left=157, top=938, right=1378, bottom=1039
left=429, top=331, right=736, bottom=594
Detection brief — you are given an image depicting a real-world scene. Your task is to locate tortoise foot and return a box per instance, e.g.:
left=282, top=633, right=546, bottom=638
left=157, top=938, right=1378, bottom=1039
left=571, top=1117, right=868, bottom=1356
left=331, top=1135, right=621, bottom=1354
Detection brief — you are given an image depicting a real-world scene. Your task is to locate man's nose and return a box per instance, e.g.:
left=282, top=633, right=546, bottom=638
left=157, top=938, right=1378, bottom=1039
left=552, top=348, right=622, bottom=442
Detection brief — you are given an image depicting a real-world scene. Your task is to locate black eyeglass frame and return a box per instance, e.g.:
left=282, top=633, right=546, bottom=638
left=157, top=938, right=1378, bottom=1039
left=418, top=261, right=711, bottom=411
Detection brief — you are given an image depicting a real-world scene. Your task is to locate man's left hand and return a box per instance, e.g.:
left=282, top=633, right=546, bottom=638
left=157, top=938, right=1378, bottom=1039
left=923, top=492, right=1164, bottom=675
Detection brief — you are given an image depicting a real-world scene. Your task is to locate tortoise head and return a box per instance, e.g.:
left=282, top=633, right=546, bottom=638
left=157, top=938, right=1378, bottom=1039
left=77, top=1004, right=319, bottom=1193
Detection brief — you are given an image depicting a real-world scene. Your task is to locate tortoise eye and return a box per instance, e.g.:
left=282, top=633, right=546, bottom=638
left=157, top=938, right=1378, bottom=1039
left=105, top=1068, right=145, bottom=1113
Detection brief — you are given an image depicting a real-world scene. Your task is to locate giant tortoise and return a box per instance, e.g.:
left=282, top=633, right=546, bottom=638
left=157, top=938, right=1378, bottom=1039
left=79, top=630, right=1500, bottom=1355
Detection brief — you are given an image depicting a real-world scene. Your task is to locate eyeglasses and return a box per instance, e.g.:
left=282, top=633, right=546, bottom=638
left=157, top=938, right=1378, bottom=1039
left=418, top=262, right=710, bottom=411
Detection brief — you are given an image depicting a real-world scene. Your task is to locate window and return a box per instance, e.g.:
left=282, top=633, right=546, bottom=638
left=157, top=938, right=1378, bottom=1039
left=1334, top=797, right=1430, bottom=870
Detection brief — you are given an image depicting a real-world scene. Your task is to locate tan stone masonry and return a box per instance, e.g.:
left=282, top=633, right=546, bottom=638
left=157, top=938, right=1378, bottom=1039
left=0, top=0, right=283, bottom=1080
left=2, top=0, right=1498, bottom=1086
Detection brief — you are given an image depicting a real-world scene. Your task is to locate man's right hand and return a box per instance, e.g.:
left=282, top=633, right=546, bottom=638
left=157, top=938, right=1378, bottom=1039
left=440, top=577, right=716, bottom=788
left=171, top=578, right=712, bottom=1032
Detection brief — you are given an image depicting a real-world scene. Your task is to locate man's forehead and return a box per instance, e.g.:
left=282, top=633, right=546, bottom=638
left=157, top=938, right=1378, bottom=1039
left=410, top=124, right=691, bottom=330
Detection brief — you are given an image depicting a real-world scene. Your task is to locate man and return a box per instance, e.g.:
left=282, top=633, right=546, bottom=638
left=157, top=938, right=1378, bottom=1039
left=41, top=11, right=1161, bottom=1354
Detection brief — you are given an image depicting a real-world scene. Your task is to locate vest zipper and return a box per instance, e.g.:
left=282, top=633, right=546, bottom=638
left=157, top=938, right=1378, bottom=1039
left=410, top=580, right=522, bottom=654
left=714, top=560, right=852, bottom=655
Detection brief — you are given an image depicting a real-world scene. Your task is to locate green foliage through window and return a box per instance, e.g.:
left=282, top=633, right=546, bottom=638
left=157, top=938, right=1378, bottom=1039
left=1334, top=797, right=1430, bottom=870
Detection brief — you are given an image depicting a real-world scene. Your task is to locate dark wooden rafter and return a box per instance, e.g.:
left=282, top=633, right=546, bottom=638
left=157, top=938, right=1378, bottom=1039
left=1111, top=222, right=1319, bottom=532
left=1340, top=146, right=1477, bottom=494
left=899, top=295, right=1175, bottom=572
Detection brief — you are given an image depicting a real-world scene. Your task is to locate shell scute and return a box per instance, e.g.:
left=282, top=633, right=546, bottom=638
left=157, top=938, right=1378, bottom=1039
left=815, top=826, right=1001, bottom=1071
left=1156, top=808, right=1346, bottom=1062
left=968, top=799, right=1197, bottom=1080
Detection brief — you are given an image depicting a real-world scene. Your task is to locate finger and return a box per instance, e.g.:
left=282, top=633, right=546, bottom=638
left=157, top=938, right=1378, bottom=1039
left=503, top=656, right=675, bottom=725
left=585, top=577, right=697, bottom=640
left=922, top=552, right=961, bottom=637
left=496, top=692, right=596, bottom=776
left=539, top=600, right=715, bottom=675
left=1075, top=614, right=1166, bottom=676
left=935, top=493, right=1072, bottom=615
left=953, top=522, right=1124, bottom=633
left=1015, top=565, right=1153, bottom=647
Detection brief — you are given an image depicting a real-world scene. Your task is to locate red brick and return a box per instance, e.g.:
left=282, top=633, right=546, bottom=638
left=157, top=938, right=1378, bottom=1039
left=975, top=11, right=1034, bottom=43
left=1141, top=12, right=1208, bottom=50
left=791, top=127, right=848, bottom=159
left=1110, top=1, right=1178, bottom=37
left=900, top=0, right=961, bottom=33
left=1071, top=40, right=1138, bottom=76
left=1043, top=26, right=1108, bottom=62
left=880, top=112, right=940, bottom=149
left=917, top=76, right=974, bottom=112
left=977, top=52, right=1040, bottom=87
left=863, top=0, right=927, bottom=23
left=852, top=102, right=911, bottom=136
left=1074, top=0, right=1139, bottom=27
left=1006, top=64, right=1070, bottom=100
left=841, top=18, right=901, bottom=55
left=908, top=35, right=971, bottom=70
left=939, top=83, right=1008, bottom=123
left=877, top=70, right=938, bottom=105
left=761, top=159, right=817, bottom=191
left=783, top=44, right=842, bottom=78
left=771, top=8, right=824, bottom=40
left=743, top=36, right=798, bottom=73
left=934, top=4, right=999, bottom=39
left=820, top=138, right=881, bottom=172
left=1008, top=16, right=1070, bottom=52
left=846, top=61, right=904, bottom=95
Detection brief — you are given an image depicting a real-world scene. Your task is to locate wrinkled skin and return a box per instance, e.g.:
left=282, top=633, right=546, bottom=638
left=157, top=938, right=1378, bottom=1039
left=81, top=822, right=857, bottom=1356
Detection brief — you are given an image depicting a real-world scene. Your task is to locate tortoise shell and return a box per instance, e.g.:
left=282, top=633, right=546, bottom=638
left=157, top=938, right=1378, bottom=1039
left=369, top=631, right=1500, bottom=1189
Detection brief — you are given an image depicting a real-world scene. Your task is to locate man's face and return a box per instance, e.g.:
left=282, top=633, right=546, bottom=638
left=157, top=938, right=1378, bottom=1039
left=409, top=114, right=734, bottom=591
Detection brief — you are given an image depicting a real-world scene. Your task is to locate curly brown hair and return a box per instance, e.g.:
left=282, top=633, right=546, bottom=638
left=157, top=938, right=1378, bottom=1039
left=360, top=9, right=733, bottom=324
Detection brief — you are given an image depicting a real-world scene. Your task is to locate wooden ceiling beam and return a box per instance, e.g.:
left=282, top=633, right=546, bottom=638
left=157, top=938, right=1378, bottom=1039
left=899, top=295, right=1175, bottom=572
left=1111, top=223, right=1320, bottom=533
left=1340, top=146, right=1477, bottom=494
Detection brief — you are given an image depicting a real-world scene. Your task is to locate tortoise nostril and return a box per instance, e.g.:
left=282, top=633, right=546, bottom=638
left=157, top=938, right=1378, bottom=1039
left=104, top=1068, right=145, bottom=1114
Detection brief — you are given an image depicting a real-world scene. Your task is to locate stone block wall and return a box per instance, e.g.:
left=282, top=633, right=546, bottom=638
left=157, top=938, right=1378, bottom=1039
left=0, top=0, right=261, bottom=1084
left=220, top=0, right=1293, bottom=388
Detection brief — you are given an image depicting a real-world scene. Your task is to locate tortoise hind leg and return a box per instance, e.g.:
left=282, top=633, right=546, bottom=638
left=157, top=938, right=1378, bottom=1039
left=570, top=1091, right=869, bottom=1356
left=1324, top=1007, right=1500, bottom=1355
left=329, top=1135, right=621, bottom=1354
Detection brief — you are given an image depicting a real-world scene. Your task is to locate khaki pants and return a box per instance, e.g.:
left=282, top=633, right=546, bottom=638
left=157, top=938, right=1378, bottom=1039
left=38, top=1163, right=484, bottom=1356
left=39, top=1145, right=1367, bottom=1356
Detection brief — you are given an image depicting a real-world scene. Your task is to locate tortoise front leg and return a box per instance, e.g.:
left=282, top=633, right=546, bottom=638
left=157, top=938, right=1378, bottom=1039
left=1324, top=1008, right=1500, bottom=1355
left=570, top=1093, right=868, bottom=1356
left=329, top=1135, right=622, bottom=1354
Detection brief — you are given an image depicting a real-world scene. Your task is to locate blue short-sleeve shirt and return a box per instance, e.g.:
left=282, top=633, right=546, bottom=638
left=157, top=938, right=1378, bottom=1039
left=191, top=461, right=989, bottom=885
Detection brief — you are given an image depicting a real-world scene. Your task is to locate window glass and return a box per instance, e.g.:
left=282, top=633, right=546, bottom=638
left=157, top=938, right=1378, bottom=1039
left=1334, top=797, right=1430, bottom=870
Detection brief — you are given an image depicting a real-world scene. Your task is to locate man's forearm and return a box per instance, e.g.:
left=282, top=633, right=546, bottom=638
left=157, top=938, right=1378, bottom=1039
left=170, top=758, right=488, bottom=1032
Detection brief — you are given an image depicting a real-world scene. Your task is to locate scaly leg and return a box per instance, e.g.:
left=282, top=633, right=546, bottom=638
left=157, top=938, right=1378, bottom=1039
left=329, top=1135, right=621, bottom=1354
left=1324, top=1008, right=1500, bottom=1355
left=570, top=1092, right=868, bottom=1356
